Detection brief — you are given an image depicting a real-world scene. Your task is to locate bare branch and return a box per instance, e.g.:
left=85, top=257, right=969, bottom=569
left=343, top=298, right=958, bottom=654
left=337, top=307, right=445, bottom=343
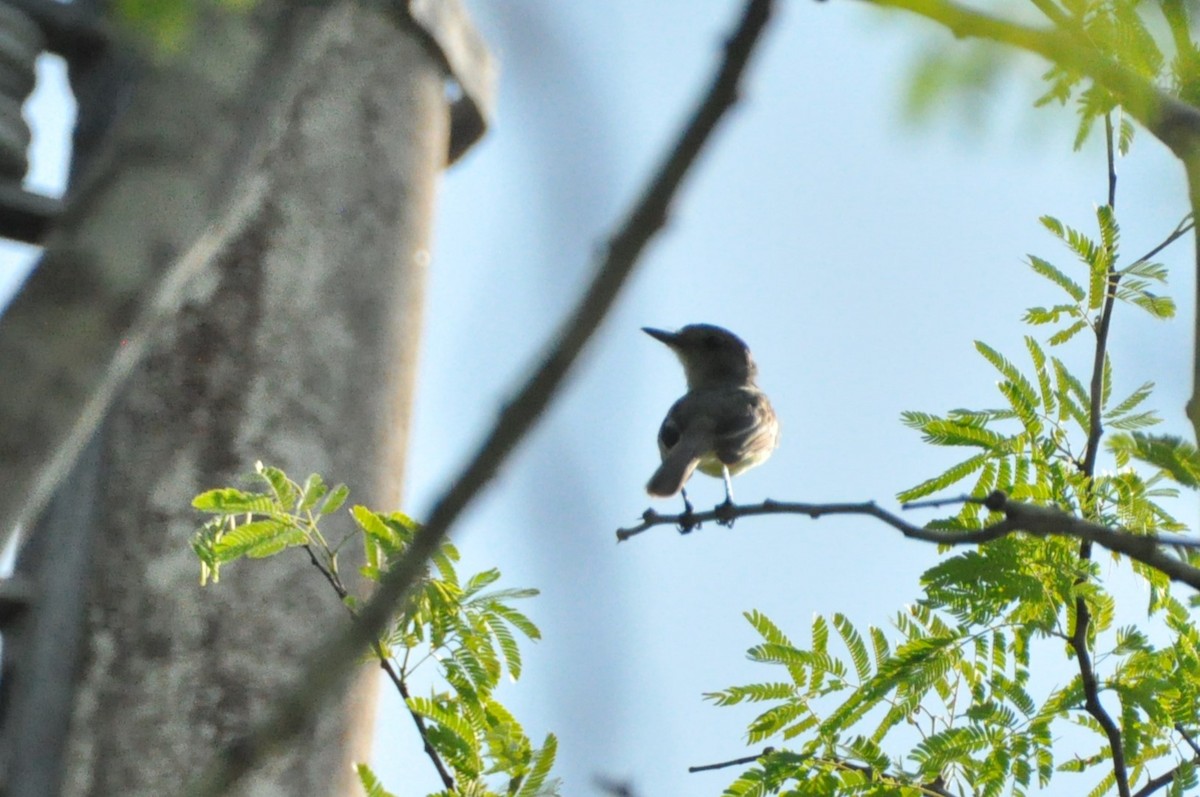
left=184, top=2, right=779, bottom=794
left=687, top=749, right=961, bottom=797
left=618, top=492, right=1200, bottom=591
left=1129, top=215, right=1195, bottom=267
left=688, top=747, right=775, bottom=773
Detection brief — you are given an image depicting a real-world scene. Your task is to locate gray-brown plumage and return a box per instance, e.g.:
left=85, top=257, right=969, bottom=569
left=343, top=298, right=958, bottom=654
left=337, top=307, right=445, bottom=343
left=643, top=324, right=780, bottom=503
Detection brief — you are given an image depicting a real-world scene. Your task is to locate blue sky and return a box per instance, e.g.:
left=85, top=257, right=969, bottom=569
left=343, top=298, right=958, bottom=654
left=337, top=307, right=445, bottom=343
left=2, top=2, right=1197, bottom=795
left=385, top=1, right=1197, bottom=793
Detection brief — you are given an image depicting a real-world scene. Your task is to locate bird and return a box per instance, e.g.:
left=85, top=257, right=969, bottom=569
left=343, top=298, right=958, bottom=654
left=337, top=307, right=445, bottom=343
left=643, top=323, right=779, bottom=512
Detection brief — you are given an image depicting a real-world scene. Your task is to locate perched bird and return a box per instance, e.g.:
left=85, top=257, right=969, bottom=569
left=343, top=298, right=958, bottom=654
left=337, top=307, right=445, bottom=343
left=643, top=324, right=779, bottom=509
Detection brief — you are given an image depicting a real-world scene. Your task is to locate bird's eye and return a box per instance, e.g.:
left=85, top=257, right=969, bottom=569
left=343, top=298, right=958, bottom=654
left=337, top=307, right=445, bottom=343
left=703, top=335, right=721, bottom=349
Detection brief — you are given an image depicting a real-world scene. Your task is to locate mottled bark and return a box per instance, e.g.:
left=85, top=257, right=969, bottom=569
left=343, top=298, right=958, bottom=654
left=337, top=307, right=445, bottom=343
left=8, top=2, right=448, bottom=795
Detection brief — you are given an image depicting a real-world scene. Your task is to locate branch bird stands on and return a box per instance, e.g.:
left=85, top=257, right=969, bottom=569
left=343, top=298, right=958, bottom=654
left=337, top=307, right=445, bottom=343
left=642, top=324, right=780, bottom=530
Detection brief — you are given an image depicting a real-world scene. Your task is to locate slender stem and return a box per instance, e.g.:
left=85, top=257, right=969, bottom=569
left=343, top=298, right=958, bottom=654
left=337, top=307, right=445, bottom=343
left=301, top=544, right=455, bottom=790
left=379, top=652, right=456, bottom=790
left=1070, top=113, right=1129, bottom=797
left=1176, top=723, right=1200, bottom=758
left=1105, top=112, right=1118, bottom=210
left=688, top=748, right=775, bottom=773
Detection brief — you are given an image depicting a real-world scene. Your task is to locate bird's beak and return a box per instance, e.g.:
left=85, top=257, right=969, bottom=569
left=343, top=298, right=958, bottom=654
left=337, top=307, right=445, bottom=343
left=642, top=327, right=678, bottom=347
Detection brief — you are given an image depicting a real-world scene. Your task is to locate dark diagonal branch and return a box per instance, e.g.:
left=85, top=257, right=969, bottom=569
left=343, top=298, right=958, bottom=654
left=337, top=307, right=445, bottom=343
left=185, top=2, right=778, bottom=794
left=1131, top=724, right=1200, bottom=797
left=618, top=492, right=1200, bottom=591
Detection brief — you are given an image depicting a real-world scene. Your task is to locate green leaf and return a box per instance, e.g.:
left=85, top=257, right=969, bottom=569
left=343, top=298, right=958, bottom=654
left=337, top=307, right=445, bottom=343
left=833, top=614, right=872, bottom=681
left=465, top=568, right=503, bottom=596
left=352, top=505, right=405, bottom=552
left=257, top=463, right=298, bottom=508
left=1052, top=357, right=1091, bottom=431
left=746, top=610, right=795, bottom=648
left=1028, top=255, right=1085, bottom=302
left=407, top=696, right=483, bottom=772
left=514, top=734, right=558, bottom=797
left=489, top=602, right=542, bottom=641
left=299, top=473, right=327, bottom=511
left=1121, top=259, right=1168, bottom=282
left=897, top=452, right=990, bottom=503
left=920, top=418, right=1009, bottom=449
left=1107, top=411, right=1160, bottom=431
left=705, top=682, right=797, bottom=706
left=318, top=483, right=350, bottom=515
left=975, top=341, right=1038, bottom=406
left=1118, top=116, right=1135, bottom=154
left=1096, top=204, right=1120, bottom=264
left=214, top=519, right=306, bottom=561
left=870, top=626, right=891, bottom=671
left=355, top=763, right=397, bottom=797
left=1025, top=336, right=1056, bottom=416
left=1104, top=381, right=1154, bottom=420
left=484, top=612, right=523, bottom=680
left=1023, top=304, right=1080, bottom=326
left=1132, top=292, right=1176, bottom=319
left=1109, top=433, right=1200, bottom=488
left=1048, top=318, right=1088, bottom=346
left=191, top=488, right=275, bottom=514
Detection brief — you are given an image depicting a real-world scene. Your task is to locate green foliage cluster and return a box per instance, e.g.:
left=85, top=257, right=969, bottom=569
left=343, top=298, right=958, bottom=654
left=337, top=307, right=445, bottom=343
left=192, top=463, right=558, bottom=797
left=908, top=0, right=1200, bottom=148
left=708, top=3, right=1200, bottom=794
left=709, top=209, right=1199, bottom=795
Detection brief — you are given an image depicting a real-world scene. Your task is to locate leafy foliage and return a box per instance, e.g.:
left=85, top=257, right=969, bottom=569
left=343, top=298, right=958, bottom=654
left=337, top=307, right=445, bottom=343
left=710, top=6, right=1200, bottom=791
left=192, top=463, right=559, bottom=797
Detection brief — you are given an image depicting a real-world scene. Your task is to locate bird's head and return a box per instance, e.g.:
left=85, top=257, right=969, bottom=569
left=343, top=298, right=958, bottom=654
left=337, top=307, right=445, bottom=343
left=642, top=323, right=758, bottom=390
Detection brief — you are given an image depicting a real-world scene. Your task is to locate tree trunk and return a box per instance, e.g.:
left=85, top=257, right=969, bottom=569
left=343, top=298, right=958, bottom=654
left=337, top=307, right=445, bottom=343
left=16, top=2, right=451, bottom=794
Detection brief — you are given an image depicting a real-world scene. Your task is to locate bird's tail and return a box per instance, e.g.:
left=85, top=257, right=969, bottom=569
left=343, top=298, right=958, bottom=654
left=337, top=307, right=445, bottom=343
left=646, top=440, right=704, bottom=497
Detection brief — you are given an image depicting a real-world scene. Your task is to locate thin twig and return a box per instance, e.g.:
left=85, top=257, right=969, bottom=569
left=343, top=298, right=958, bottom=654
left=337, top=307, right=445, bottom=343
left=688, top=749, right=960, bottom=797
left=1105, top=112, right=1118, bottom=210
left=1129, top=215, right=1194, bottom=267
left=301, top=544, right=456, bottom=790
left=688, top=747, right=775, bottom=773
left=617, top=493, right=1200, bottom=591
left=1130, top=724, right=1200, bottom=797
left=184, top=3, right=778, bottom=794
left=1071, top=596, right=1128, bottom=796
left=1176, top=723, right=1200, bottom=758
left=1069, top=114, right=1129, bottom=797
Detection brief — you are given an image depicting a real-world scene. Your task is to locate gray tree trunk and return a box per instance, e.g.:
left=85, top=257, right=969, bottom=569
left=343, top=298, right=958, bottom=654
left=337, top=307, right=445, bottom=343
left=33, top=3, right=449, bottom=795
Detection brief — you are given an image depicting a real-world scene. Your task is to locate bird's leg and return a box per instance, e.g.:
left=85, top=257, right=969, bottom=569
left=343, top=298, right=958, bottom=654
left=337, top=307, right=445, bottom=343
left=716, top=465, right=736, bottom=527
left=677, top=487, right=699, bottom=533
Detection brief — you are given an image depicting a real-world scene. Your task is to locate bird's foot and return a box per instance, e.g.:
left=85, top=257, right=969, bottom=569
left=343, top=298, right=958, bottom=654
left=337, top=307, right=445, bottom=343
left=677, top=491, right=700, bottom=534
left=715, top=498, right=737, bottom=528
